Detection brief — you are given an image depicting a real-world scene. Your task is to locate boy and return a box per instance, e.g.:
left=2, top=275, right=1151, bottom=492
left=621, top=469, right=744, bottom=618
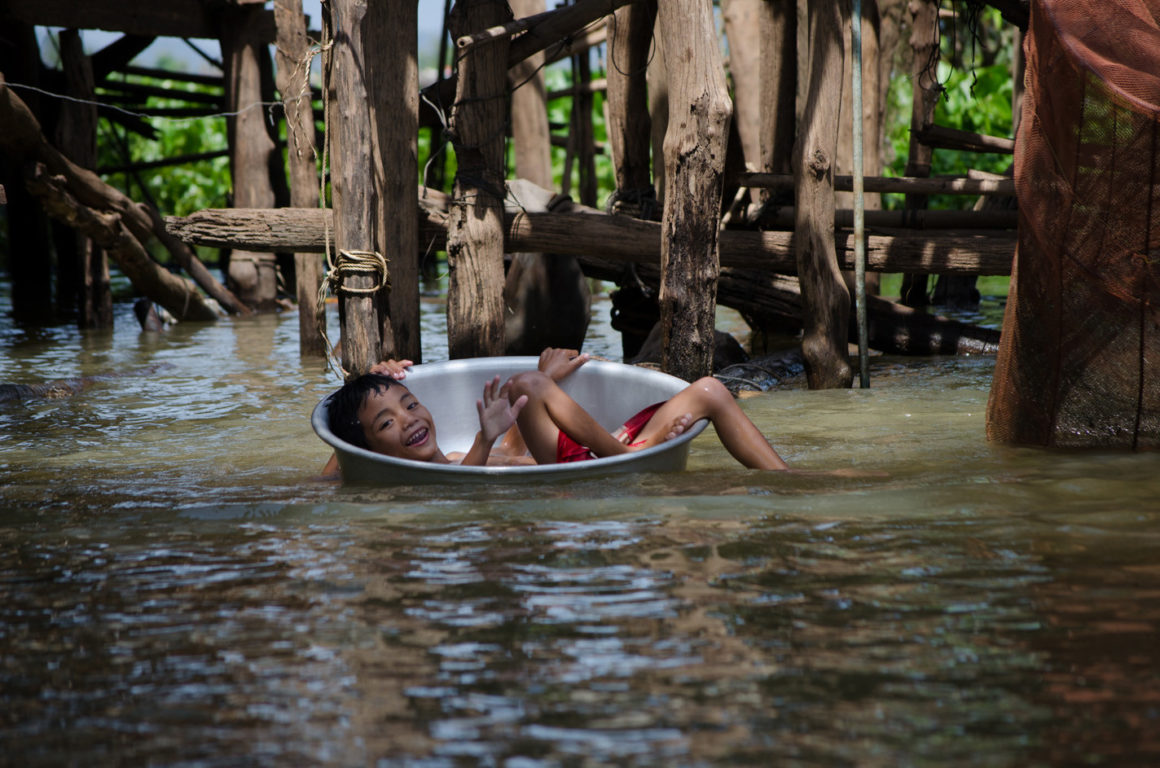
left=322, top=348, right=788, bottom=475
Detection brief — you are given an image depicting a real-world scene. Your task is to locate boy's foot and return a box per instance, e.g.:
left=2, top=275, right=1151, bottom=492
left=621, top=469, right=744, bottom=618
left=663, top=413, right=694, bottom=441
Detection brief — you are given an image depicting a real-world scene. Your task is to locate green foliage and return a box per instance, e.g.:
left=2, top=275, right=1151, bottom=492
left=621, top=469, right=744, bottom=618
left=883, top=8, right=1016, bottom=211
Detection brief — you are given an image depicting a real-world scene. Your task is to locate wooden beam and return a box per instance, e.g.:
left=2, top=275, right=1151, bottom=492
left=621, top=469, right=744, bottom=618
left=3, top=0, right=275, bottom=40
left=739, top=172, right=1016, bottom=196
left=166, top=203, right=1016, bottom=275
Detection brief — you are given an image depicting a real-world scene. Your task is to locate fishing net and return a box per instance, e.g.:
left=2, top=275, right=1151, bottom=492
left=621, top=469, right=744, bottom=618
left=987, top=0, right=1160, bottom=448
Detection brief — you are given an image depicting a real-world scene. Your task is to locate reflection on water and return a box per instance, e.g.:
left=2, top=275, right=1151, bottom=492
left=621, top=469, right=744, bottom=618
left=3, top=290, right=1160, bottom=766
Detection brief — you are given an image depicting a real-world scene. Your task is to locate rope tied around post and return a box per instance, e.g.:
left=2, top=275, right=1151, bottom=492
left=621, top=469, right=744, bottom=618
left=314, top=248, right=391, bottom=378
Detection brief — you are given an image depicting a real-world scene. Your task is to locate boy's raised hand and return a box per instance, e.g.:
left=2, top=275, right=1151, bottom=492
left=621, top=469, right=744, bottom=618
left=477, top=375, right=527, bottom=443
left=538, top=347, right=588, bottom=382
left=370, top=359, right=413, bottom=380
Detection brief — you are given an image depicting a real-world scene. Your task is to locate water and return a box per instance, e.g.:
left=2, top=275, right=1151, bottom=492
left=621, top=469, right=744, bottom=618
left=3, top=291, right=1160, bottom=767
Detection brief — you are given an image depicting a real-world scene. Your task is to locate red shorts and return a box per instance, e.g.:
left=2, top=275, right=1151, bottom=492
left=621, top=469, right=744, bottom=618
left=556, top=402, right=664, bottom=463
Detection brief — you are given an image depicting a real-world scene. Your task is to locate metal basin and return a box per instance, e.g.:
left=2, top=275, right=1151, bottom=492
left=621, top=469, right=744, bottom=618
left=311, top=357, right=707, bottom=485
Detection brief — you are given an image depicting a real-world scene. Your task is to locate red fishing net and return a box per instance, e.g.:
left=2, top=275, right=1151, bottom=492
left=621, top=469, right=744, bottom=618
left=987, top=0, right=1160, bottom=448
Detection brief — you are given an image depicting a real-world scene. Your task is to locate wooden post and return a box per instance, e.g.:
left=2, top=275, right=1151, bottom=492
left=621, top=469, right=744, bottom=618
left=571, top=43, right=597, bottom=207
left=606, top=0, right=655, bottom=201
left=56, top=29, right=112, bottom=329
left=0, top=19, right=53, bottom=321
left=445, top=0, right=512, bottom=359
left=508, top=0, right=553, bottom=189
left=221, top=3, right=281, bottom=311
left=795, top=0, right=853, bottom=388
left=899, top=0, right=939, bottom=307
left=326, top=0, right=389, bottom=375
left=368, top=0, right=421, bottom=362
left=274, top=0, right=325, bottom=356
left=656, top=0, right=732, bottom=380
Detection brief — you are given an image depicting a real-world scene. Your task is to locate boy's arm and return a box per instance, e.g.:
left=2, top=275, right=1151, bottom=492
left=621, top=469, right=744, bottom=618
left=460, top=376, right=528, bottom=466
left=537, top=348, right=589, bottom=382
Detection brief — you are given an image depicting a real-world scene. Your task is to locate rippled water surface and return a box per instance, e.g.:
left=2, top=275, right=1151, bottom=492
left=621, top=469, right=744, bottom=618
left=3, top=292, right=1159, bottom=767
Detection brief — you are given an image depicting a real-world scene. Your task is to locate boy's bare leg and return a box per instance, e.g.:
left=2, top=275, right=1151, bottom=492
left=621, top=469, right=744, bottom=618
left=505, top=371, right=629, bottom=463
left=630, top=377, right=789, bottom=470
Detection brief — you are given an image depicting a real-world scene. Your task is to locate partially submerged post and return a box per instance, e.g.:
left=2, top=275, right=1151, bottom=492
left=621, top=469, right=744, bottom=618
left=369, top=0, right=422, bottom=363
left=326, top=0, right=393, bottom=375
left=794, top=0, right=853, bottom=388
left=656, top=0, right=733, bottom=381
left=221, top=2, right=286, bottom=311
left=274, top=0, right=325, bottom=356
left=445, top=0, right=513, bottom=359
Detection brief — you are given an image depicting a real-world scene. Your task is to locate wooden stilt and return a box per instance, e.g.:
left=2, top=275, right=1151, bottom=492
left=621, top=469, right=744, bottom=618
left=221, top=3, right=281, bottom=311
left=274, top=0, right=325, bottom=356
left=55, top=29, right=113, bottom=329
left=0, top=19, right=53, bottom=320
left=656, top=0, right=733, bottom=381
left=368, top=0, right=421, bottom=362
left=445, top=0, right=513, bottom=359
left=899, top=0, right=940, bottom=307
left=606, top=0, right=655, bottom=201
left=795, top=0, right=853, bottom=388
left=325, top=0, right=391, bottom=375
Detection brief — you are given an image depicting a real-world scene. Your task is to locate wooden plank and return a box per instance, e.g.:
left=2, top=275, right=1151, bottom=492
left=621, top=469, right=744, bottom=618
left=3, top=0, right=276, bottom=40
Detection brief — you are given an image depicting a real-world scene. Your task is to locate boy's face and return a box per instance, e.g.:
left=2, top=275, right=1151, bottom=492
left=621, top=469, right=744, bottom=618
left=357, top=384, right=441, bottom=461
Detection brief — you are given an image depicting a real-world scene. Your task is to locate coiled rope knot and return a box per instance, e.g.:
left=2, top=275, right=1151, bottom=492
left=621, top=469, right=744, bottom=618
left=325, top=249, right=390, bottom=295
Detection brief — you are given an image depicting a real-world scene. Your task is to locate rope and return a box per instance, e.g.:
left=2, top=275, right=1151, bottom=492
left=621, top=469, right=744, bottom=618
left=2, top=81, right=282, bottom=125
left=315, top=249, right=391, bottom=380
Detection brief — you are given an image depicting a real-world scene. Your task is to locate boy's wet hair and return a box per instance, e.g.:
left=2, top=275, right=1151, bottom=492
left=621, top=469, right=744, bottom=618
left=328, top=373, right=405, bottom=449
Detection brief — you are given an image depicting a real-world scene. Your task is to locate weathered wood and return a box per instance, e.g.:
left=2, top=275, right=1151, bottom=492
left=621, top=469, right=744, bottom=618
left=760, top=207, right=1017, bottom=230
left=56, top=29, right=112, bottom=330
left=721, top=0, right=765, bottom=174
left=168, top=202, right=1016, bottom=275
left=445, top=0, right=513, bottom=359
left=505, top=1, right=590, bottom=356
left=424, top=0, right=627, bottom=122
left=222, top=4, right=282, bottom=310
left=605, top=0, right=654, bottom=198
left=572, top=43, right=598, bottom=206
left=326, top=0, right=389, bottom=375
left=654, top=0, right=732, bottom=380
left=508, top=0, right=553, bottom=189
left=916, top=124, right=1015, bottom=154
left=27, top=164, right=219, bottom=322
left=2, top=0, right=276, bottom=41
left=795, top=0, right=852, bottom=388
left=740, top=172, right=1016, bottom=196
left=0, top=20, right=53, bottom=320
left=274, top=0, right=325, bottom=356
left=900, top=0, right=940, bottom=306
left=368, top=0, right=421, bottom=361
